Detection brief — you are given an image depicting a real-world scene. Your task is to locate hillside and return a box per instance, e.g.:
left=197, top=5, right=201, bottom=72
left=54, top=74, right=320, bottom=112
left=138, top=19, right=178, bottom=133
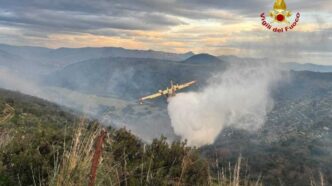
left=46, top=57, right=227, bottom=99
left=1, top=44, right=332, bottom=185
left=184, top=53, right=224, bottom=64
left=1, top=75, right=331, bottom=185
left=201, top=71, right=332, bottom=185
left=44, top=57, right=220, bottom=142
left=0, top=49, right=23, bottom=69
left=47, top=64, right=332, bottom=185
left=0, top=89, right=210, bottom=186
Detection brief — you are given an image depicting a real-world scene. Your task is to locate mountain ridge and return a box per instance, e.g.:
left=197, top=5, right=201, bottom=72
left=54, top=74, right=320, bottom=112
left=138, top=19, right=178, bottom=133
left=184, top=53, right=224, bottom=64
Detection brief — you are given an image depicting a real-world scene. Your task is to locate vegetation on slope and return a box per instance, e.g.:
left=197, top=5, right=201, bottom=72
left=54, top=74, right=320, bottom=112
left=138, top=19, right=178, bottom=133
left=0, top=88, right=326, bottom=186
left=0, top=89, right=211, bottom=185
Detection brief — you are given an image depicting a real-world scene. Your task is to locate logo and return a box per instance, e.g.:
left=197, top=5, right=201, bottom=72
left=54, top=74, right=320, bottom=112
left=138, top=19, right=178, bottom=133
left=260, top=0, right=300, bottom=33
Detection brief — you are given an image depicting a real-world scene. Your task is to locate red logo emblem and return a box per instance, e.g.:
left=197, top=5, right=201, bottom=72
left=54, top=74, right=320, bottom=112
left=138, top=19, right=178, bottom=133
left=260, top=0, right=300, bottom=33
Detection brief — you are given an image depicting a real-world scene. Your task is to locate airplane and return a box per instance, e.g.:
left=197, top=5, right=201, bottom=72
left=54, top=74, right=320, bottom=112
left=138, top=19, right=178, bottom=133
left=139, top=80, right=196, bottom=104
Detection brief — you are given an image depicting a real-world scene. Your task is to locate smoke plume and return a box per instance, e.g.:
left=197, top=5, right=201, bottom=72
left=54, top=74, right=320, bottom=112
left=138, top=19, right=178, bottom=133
left=168, top=62, right=282, bottom=146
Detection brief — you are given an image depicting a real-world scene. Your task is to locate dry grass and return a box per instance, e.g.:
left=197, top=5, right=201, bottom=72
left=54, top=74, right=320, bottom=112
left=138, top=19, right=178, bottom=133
left=0, top=103, right=15, bottom=124
left=44, top=120, right=327, bottom=186
left=0, top=104, right=15, bottom=149
left=177, top=151, right=195, bottom=186
left=88, top=129, right=107, bottom=186
left=0, top=129, right=12, bottom=149
left=46, top=120, right=262, bottom=186
left=49, top=119, right=103, bottom=186
left=213, top=155, right=262, bottom=186
left=310, top=171, right=325, bottom=186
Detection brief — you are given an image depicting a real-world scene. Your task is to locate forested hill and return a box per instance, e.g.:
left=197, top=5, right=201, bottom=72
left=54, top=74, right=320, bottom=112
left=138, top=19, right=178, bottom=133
left=0, top=89, right=209, bottom=186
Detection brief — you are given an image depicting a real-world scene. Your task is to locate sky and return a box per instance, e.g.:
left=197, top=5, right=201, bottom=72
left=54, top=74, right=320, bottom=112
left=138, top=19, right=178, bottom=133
left=0, top=0, right=331, bottom=64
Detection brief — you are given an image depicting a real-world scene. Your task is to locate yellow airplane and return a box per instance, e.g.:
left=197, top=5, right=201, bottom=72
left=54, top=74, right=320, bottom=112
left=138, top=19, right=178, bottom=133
left=139, top=80, right=196, bottom=104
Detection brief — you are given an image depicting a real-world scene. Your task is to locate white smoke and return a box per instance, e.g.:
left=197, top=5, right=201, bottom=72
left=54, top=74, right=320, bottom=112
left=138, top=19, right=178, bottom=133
left=0, top=68, right=45, bottom=97
left=168, top=62, right=283, bottom=147
left=0, top=68, right=100, bottom=115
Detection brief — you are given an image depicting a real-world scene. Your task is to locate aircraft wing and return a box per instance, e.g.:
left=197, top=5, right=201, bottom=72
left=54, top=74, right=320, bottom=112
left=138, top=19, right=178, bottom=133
left=161, top=89, right=169, bottom=95
left=139, top=92, right=163, bottom=103
left=176, top=80, right=196, bottom=90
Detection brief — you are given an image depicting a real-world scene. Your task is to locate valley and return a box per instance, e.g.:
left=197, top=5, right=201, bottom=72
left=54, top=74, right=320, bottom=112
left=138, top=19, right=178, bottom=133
left=0, top=44, right=331, bottom=185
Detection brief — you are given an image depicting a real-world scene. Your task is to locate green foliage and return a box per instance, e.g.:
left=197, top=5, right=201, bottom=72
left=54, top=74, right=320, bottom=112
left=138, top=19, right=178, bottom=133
left=1, top=126, right=68, bottom=185
left=0, top=89, right=76, bottom=185
left=97, top=129, right=209, bottom=186
left=0, top=89, right=210, bottom=186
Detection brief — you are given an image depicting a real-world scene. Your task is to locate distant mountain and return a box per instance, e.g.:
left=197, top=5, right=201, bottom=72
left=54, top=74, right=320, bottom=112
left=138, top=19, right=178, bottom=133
left=217, top=55, right=332, bottom=73
left=218, top=55, right=265, bottom=65
left=283, top=62, right=332, bottom=72
left=0, top=49, right=19, bottom=59
left=183, top=53, right=223, bottom=64
left=0, top=44, right=52, bottom=58
left=0, top=48, right=53, bottom=78
left=0, top=49, right=22, bottom=67
left=2, top=43, right=332, bottom=76
left=49, top=47, right=194, bottom=65
left=0, top=44, right=194, bottom=70
left=218, top=55, right=241, bottom=62
left=46, top=57, right=226, bottom=99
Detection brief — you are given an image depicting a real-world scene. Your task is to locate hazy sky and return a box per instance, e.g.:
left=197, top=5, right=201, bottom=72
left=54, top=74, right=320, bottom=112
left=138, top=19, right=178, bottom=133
left=0, top=0, right=331, bottom=64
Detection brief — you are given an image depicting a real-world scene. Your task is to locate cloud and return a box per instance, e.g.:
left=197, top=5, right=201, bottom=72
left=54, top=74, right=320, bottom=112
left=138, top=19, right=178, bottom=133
left=3, top=0, right=327, bottom=34
left=222, top=26, right=332, bottom=64
left=0, top=0, right=330, bottom=27
left=0, top=0, right=331, bottom=64
left=0, top=8, right=184, bottom=33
